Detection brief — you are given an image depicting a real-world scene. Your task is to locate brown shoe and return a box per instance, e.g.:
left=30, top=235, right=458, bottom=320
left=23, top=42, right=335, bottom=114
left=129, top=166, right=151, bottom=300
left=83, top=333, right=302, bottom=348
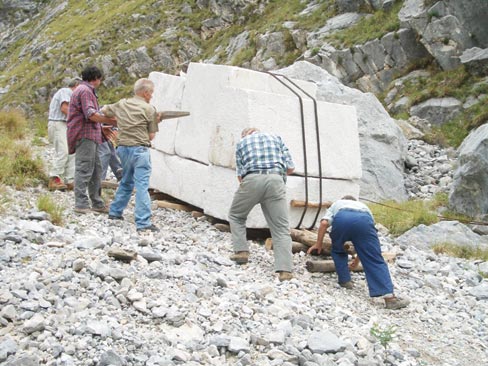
left=48, top=177, right=67, bottom=191
left=74, top=207, right=91, bottom=214
left=230, top=251, right=249, bottom=264
left=66, top=182, right=74, bottom=191
left=92, top=206, right=109, bottom=214
left=278, top=271, right=293, bottom=282
left=385, top=296, right=410, bottom=310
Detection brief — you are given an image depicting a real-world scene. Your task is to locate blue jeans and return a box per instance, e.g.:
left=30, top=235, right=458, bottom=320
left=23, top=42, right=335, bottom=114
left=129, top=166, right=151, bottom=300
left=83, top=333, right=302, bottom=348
left=109, top=146, right=152, bottom=229
left=99, top=140, right=123, bottom=181
left=330, top=209, right=394, bottom=297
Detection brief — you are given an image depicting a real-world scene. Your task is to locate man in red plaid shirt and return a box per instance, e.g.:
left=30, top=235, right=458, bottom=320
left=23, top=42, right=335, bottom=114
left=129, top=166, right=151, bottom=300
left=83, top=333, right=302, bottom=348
left=67, top=66, right=117, bottom=214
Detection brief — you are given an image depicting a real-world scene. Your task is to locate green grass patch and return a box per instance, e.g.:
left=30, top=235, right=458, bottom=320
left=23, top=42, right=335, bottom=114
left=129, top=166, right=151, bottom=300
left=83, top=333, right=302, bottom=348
left=387, top=65, right=488, bottom=148
left=0, top=110, right=47, bottom=188
left=369, top=199, right=439, bottom=236
left=432, top=242, right=488, bottom=262
left=0, top=109, right=28, bottom=139
left=326, top=1, right=402, bottom=48
left=369, top=194, right=473, bottom=236
left=37, top=194, right=64, bottom=226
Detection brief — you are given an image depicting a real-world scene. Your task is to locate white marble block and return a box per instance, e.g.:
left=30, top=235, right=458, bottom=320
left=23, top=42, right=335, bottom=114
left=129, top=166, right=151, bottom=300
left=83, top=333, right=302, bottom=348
left=205, top=87, right=361, bottom=178
left=203, top=165, right=360, bottom=228
left=149, top=149, right=208, bottom=209
left=174, top=63, right=320, bottom=166
left=149, top=71, right=186, bottom=155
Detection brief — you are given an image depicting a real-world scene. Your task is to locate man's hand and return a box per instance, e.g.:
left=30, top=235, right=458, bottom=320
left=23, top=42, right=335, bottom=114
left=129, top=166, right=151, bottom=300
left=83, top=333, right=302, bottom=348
left=349, top=256, right=360, bottom=270
left=307, top=244, right=323, bottom=255
left=102, top=126, right=116, bottom=141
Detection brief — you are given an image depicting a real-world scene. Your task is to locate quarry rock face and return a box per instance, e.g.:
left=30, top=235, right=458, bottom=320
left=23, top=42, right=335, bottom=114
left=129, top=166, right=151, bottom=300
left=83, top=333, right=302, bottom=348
left=149, top=63, right=361, bottom=228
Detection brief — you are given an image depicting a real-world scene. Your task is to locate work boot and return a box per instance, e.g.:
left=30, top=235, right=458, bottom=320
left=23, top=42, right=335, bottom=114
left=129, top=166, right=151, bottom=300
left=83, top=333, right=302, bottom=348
left=48, top=177, right=67, bottom=191
left=230, top=251, right=249, bottom=264
left=339, top=281, right=353, bottom=289
left=384, top=296, right=410, bottom=310
left=278, top=271, right=293, bottom=282
left=92, top=206, right=109, bottom=214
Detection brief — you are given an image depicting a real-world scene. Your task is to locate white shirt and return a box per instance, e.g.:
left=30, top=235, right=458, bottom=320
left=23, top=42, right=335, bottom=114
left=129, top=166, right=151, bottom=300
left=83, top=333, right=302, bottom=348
left=322, top=199, right=372, bottom=226
left=48, top=87, right=72, bottom=121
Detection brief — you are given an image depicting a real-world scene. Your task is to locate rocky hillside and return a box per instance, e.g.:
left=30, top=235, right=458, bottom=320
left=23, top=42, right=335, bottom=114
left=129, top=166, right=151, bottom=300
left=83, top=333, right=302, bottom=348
left=1, top=0, right=488, bottom=213
left=1, top=0, right=487, bottom=138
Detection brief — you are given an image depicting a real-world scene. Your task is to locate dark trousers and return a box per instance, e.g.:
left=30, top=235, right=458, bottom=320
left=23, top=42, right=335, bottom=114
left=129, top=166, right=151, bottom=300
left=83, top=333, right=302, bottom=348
left=330, top=209, right=394, bottom=297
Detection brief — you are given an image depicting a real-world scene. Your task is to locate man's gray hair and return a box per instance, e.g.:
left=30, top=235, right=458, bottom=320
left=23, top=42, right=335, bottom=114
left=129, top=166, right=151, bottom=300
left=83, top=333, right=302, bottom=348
left=241, top=127, right=260, bottom=138
left=342, top=195, right=357, bottom=201
left=134, top=78, right=154, bottom=95
left=68, top=77, right=82, bottom=88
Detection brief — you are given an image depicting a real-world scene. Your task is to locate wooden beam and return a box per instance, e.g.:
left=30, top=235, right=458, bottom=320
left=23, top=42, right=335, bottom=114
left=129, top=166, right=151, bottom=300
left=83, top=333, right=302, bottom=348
left=159, top=111, right=190, bottom=120
left=156, top=200, right=193, bottom=212
left=290, top=200, right=332, bottom=209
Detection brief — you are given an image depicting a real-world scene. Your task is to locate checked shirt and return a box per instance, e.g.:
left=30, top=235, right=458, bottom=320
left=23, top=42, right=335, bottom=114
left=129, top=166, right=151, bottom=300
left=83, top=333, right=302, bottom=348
left=235, top=132, right=294, bottom=178
left=67, top=82, right=103, bottom=154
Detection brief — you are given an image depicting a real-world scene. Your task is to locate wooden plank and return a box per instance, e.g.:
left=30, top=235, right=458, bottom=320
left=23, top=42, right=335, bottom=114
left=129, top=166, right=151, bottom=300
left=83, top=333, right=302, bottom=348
left=156, top=200, right=193, bottom=212
left=159, top=111, right=190, bottom=120
left=290, top=200, right=332, bottom=209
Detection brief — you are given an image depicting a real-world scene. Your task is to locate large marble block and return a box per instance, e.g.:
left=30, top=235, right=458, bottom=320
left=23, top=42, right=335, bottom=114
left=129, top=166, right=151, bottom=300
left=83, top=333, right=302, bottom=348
left=149, top=72, right=186, bottom=155
left=149, top=149, right=207, bottom=209
left=203, top=166, right=360, bottom=229
left=205, top=87, right=361, bottom=179
left=174, top=63, right=319, bottom=165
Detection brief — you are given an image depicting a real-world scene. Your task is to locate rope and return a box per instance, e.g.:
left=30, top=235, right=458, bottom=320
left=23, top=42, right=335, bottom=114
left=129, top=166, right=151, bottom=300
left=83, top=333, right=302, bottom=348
left=359, top=196, right=488, bottom=226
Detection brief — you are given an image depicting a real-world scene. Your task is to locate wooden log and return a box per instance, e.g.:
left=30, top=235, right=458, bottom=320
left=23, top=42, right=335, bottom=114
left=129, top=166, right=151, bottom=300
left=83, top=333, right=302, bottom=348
left=306, top=252, right=395, bottom=273
left=101, top=180, right=119, bottom=189
left=290, top=200, right=332, bottom=209
left=265, top=238, right=310, bottom=254
left=289, top=228, right=355, bottom=254
left=156, top=200, right=193, bottom=212
left=306, top=259, right=364, bottom=273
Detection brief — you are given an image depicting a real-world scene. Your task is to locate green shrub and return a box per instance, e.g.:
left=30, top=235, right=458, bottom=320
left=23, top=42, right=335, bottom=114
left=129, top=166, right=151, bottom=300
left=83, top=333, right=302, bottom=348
left=370, top=323, right=396, bottom=349
left=37, top=194, right=64, bottom=226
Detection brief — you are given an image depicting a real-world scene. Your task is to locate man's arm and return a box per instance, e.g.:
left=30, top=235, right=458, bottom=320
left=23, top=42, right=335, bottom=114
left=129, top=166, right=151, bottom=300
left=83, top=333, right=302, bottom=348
left=60, top=102, right=69, bottom=116
left=307, top=219, right=329, bottom=255
left=89, top=112, right=117, bottom=125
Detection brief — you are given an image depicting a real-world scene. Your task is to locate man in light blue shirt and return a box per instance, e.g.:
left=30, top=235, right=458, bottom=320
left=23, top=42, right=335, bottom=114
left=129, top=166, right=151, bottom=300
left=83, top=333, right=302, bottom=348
left=228, top=128, right=295, bottom=282
left=47, top=77, right=81, bottom=191
left=308, top=196, right=409, bottom=310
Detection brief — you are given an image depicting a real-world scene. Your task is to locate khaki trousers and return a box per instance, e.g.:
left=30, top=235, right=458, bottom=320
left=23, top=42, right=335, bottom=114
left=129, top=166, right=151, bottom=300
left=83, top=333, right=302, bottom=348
left=228, top=174, right=293, bottom=272
left=48, top=121, right=75, bottom=182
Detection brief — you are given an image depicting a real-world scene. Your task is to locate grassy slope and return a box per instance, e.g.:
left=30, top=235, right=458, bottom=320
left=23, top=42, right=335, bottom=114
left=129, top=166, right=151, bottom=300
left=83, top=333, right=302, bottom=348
left=0, top=0, right=485, bottom=146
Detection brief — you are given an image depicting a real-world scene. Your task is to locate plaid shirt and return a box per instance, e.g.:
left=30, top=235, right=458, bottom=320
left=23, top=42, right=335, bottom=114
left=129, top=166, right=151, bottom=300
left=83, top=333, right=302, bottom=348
left=67, top=82, right=102, bottom=154
left=236, top=132, right=294, bottom=178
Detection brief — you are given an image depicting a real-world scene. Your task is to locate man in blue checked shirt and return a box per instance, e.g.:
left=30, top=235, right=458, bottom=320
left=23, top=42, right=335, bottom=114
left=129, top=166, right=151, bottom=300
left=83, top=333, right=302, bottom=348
left=228, top=127, right=295, bottom=282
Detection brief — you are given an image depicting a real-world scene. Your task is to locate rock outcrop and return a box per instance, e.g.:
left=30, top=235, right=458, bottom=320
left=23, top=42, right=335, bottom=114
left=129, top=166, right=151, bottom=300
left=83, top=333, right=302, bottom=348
left=279, top=61, right=408, bottom=201
left=449, top=124, right=488, bottom=217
